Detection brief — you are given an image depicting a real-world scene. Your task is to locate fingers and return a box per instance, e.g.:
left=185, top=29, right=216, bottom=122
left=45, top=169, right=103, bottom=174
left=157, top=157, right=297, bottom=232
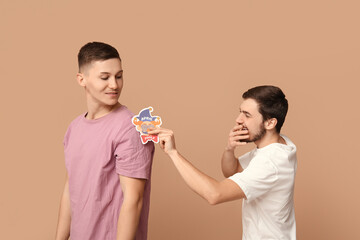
left=146, top=127, right=176, bottom=153
left=232, top=140, right=248, bottom=146
left=147, top=127, right=172, bottom=136
left=229, top=126, right=249, bottom=138
left=146, top=127, right=160, bottom=135
left=229, top=130, right=248, bottom=138
left=226, top=125, right=249, bottom=150
left=232, top=124, right=244, bottom=132
left=159, top=139, right=165, bottom=149
left=148, top=128, right=174, bottom=141
left=230, top=135, right=250, bottom=142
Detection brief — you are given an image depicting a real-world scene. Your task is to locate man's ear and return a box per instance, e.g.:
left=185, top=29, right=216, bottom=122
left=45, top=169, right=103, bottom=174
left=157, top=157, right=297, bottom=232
left=265, top=118, right=277, bottom=130
left=77, top=73, right=86, bottom=87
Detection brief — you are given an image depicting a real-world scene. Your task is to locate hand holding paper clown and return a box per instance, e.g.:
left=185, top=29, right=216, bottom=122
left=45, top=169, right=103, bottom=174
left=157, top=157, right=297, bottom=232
left=132, top=106, right=176, bottom=154
left=147, top=128, right=177, bottom=155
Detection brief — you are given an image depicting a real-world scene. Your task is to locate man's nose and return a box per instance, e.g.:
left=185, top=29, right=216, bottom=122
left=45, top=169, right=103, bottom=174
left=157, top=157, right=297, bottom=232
left=108, top=77, right=118, bottom=89
left=236, top=113, right=244, bottom=124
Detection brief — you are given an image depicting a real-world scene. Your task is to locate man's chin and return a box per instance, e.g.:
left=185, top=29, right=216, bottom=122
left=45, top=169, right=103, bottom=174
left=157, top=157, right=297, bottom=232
left=104, top=100, right=120, bottom=106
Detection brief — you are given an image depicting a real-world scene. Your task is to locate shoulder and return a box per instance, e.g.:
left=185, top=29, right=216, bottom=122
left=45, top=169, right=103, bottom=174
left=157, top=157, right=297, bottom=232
left=63, top=113, right=86, bottom=145
left=64, top=112, right=85, bottom=132
left=116, top=105, right=135, bottom=118
left=238, top=149, right=256, bottom=169
left=281, top=135, right=297, bottom=152
left=239, top=150, right=253, bottom=160
left=112, top=106, right=143, bottom=142
left=253, top=136, right=297, bottom=170
left=98, top=105, right=136, bottom=137
left=261, top=135, right=296, bottom=156
left=112, top=105, right=135, bottom=128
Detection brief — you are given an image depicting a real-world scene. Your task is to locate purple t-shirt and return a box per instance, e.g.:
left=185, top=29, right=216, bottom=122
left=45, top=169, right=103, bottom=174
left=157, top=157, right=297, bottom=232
left=63, top=105, right=154, bottom=240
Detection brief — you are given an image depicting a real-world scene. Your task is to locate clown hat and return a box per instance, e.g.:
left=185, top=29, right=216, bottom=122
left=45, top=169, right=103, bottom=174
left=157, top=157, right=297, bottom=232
left=138, top=107, right=157, bottom=121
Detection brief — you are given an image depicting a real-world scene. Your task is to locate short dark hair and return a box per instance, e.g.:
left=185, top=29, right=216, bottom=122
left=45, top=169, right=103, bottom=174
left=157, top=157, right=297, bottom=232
left=242, top=85, right=288, bottom=133
left=78, top=42, right=121, bottom=72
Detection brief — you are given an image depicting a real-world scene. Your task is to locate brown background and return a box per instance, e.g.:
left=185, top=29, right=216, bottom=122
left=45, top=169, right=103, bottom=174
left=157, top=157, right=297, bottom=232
left=1, top=0, right=359, bottom=239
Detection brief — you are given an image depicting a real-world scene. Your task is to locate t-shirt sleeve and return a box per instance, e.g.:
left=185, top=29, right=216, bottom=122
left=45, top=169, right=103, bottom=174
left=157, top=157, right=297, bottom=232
left=114, top=126, right=154, bottom=179
left=63, top=123, right=72, bottom=148
left=238, top=152, right=252, bottom=169
left=229, top=154, right=278, bottom=202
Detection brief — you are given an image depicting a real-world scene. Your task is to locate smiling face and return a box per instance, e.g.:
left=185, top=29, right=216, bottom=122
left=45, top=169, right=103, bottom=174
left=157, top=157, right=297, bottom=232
left=236, top=98, right=266, bottom=143
left=78, top=58, right=123, bottom=107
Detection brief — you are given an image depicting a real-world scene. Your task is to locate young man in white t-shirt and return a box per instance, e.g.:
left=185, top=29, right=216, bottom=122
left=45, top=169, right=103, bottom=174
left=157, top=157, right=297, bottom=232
left=149, top=85, right=297, bottom=239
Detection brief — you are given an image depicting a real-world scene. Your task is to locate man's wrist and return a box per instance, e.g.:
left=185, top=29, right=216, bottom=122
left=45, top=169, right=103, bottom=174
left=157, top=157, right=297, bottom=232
left=167, top=149, right=179, bottom=159
left=224, top=146, right=235, bottom=152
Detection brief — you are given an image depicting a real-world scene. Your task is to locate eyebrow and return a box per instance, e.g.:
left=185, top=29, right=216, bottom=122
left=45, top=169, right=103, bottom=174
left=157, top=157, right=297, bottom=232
left=239, top=108, right=252, bottom=116
left=100, top=70, right=123, bottom=75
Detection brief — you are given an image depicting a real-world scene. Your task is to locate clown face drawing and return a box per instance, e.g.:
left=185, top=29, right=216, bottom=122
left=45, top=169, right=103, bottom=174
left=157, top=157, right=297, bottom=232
left=132, top=107, right=162, bottom=144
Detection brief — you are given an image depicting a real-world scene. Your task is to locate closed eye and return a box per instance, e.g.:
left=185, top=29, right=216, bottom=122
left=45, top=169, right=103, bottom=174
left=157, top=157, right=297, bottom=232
left=239, top=109, right=252, bottom=118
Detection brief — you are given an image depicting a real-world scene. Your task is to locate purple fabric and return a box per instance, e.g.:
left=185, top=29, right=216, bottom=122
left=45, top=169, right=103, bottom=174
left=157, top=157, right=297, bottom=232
left=63, top=105, right=154, bottom=240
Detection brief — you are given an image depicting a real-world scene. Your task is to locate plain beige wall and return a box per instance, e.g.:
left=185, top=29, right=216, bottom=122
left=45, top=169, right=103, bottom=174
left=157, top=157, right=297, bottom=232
left=1, top=0, right=359, bottom=239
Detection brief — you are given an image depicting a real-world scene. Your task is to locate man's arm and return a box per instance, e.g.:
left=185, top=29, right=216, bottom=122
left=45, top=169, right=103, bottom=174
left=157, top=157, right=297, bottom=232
left=221, top=149, right=242, bottom=178
left=148, top=128, right=246, bottom=205
left=221, top=124, right=249, bottom=177
left=116, top=175, right=146, bottom=240
left=169, top=150, right=245, bottom=205
left=55, top=176, right=71, bottom=240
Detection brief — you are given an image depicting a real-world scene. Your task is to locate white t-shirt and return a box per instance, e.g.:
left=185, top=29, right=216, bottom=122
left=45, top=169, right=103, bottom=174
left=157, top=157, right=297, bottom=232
left=229, top=135, right=297, bottom=240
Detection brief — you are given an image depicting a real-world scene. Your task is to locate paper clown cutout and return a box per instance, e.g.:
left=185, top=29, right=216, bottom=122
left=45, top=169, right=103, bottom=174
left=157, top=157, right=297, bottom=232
left=132, top=107, right=162, bottom=144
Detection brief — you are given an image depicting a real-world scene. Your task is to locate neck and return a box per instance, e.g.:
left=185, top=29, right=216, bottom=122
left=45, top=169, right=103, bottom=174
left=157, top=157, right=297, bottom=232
left=255, top=131, right=285, bottom=148
left=85, top=101, right=121, bottom=120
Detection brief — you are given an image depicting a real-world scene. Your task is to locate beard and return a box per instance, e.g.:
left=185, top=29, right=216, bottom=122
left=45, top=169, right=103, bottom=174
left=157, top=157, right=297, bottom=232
left=246, top=123, right=266, bottom=143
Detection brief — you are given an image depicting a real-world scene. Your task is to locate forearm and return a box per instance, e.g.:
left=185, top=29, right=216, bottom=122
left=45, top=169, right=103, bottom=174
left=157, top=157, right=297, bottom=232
left=168, top=150, right=221, bottom=205
left=221, top=148, right=242, bottom=178
left=55, top=181, right=71, bottom=240
left=148, top=127, right=245, bottom=204
left=116, top=198, right=143, bottom=240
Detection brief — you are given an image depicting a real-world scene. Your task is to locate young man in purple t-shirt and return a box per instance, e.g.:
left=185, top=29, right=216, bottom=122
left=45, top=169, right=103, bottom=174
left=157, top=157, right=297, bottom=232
left=55, top=42, right=154, bottom=240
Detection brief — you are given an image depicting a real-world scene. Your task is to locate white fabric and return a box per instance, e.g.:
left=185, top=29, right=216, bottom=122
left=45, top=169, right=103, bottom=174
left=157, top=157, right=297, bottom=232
left=229, top=135, right=297, bottom=240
